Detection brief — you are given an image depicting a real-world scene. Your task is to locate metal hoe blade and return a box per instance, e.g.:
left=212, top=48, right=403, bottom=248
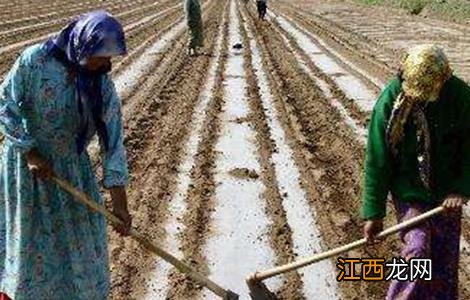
left=246, top=275, right=278, bottom=300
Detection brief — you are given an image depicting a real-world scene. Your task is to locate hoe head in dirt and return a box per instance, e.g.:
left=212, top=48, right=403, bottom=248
left=246, top=205, right=446, bottom=300
left=224, top=290, right=240, bottom=300
left=246, top=274, right=278, bottom=300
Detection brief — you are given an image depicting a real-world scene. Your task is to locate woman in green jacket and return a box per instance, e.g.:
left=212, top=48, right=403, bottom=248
left=361, top=44, right=470, bottom=299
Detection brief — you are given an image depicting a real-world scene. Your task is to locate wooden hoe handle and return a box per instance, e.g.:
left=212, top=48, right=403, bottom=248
left=250, top=206, right=445, bottom=281
left=51, top=176, right=237, bottom=299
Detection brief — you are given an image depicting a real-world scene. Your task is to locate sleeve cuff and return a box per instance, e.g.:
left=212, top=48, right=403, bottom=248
left=103, top=169, right=129, bottom=188
left=451, top=175, right=470, bottom=197
left=360, top=198, right=387, bottom=220
left=10, top=137, right=35, bottom=153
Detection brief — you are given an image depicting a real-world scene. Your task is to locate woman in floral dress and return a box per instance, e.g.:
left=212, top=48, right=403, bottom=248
left=0, top=10, right=132, bottom=299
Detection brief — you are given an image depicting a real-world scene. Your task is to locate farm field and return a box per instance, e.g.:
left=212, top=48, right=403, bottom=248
left=2, top=0, right=469, bottom=299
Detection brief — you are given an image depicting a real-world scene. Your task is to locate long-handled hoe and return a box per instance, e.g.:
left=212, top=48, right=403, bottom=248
left=246, top=206, right=445, bottom=300
left=51, top=175, right=239, bottom=300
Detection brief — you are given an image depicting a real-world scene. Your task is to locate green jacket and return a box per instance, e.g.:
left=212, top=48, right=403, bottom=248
left=361, top=75, right=470, bottom=220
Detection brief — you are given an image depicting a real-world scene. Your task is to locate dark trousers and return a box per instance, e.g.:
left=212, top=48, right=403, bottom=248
left=256, top=1, right=267, bottom=19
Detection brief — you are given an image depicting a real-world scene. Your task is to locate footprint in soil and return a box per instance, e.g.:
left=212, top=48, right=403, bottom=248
left=228, top=168, right=259, bottom=180
left=232, top=116, right=251, bottom=124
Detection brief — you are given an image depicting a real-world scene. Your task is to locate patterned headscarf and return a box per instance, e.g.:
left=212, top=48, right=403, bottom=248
left=386, top=44, right=452, bottom=190
left=44, top=10, right=127, bottom=153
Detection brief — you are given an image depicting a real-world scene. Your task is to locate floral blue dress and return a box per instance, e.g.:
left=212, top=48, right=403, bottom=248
left=0, top=43, right=129, bottom=299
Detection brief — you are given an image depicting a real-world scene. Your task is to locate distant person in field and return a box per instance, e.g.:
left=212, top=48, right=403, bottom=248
left=0, top=10, right=131, bottom=299
left=257, top=0, right=267, bottom=20
left=184, top=0, right=204, bottom=56
left=361, top=44, right=470, bottom=299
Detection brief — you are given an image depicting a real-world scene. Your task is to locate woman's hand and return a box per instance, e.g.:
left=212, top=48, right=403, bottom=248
left=26, top=149, right=54, bottom=179
left=442, top=194, right=467, bottom=213
left=364, top=219, right=384, bottom=244
left=110, top=186, right=132, bottom=236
